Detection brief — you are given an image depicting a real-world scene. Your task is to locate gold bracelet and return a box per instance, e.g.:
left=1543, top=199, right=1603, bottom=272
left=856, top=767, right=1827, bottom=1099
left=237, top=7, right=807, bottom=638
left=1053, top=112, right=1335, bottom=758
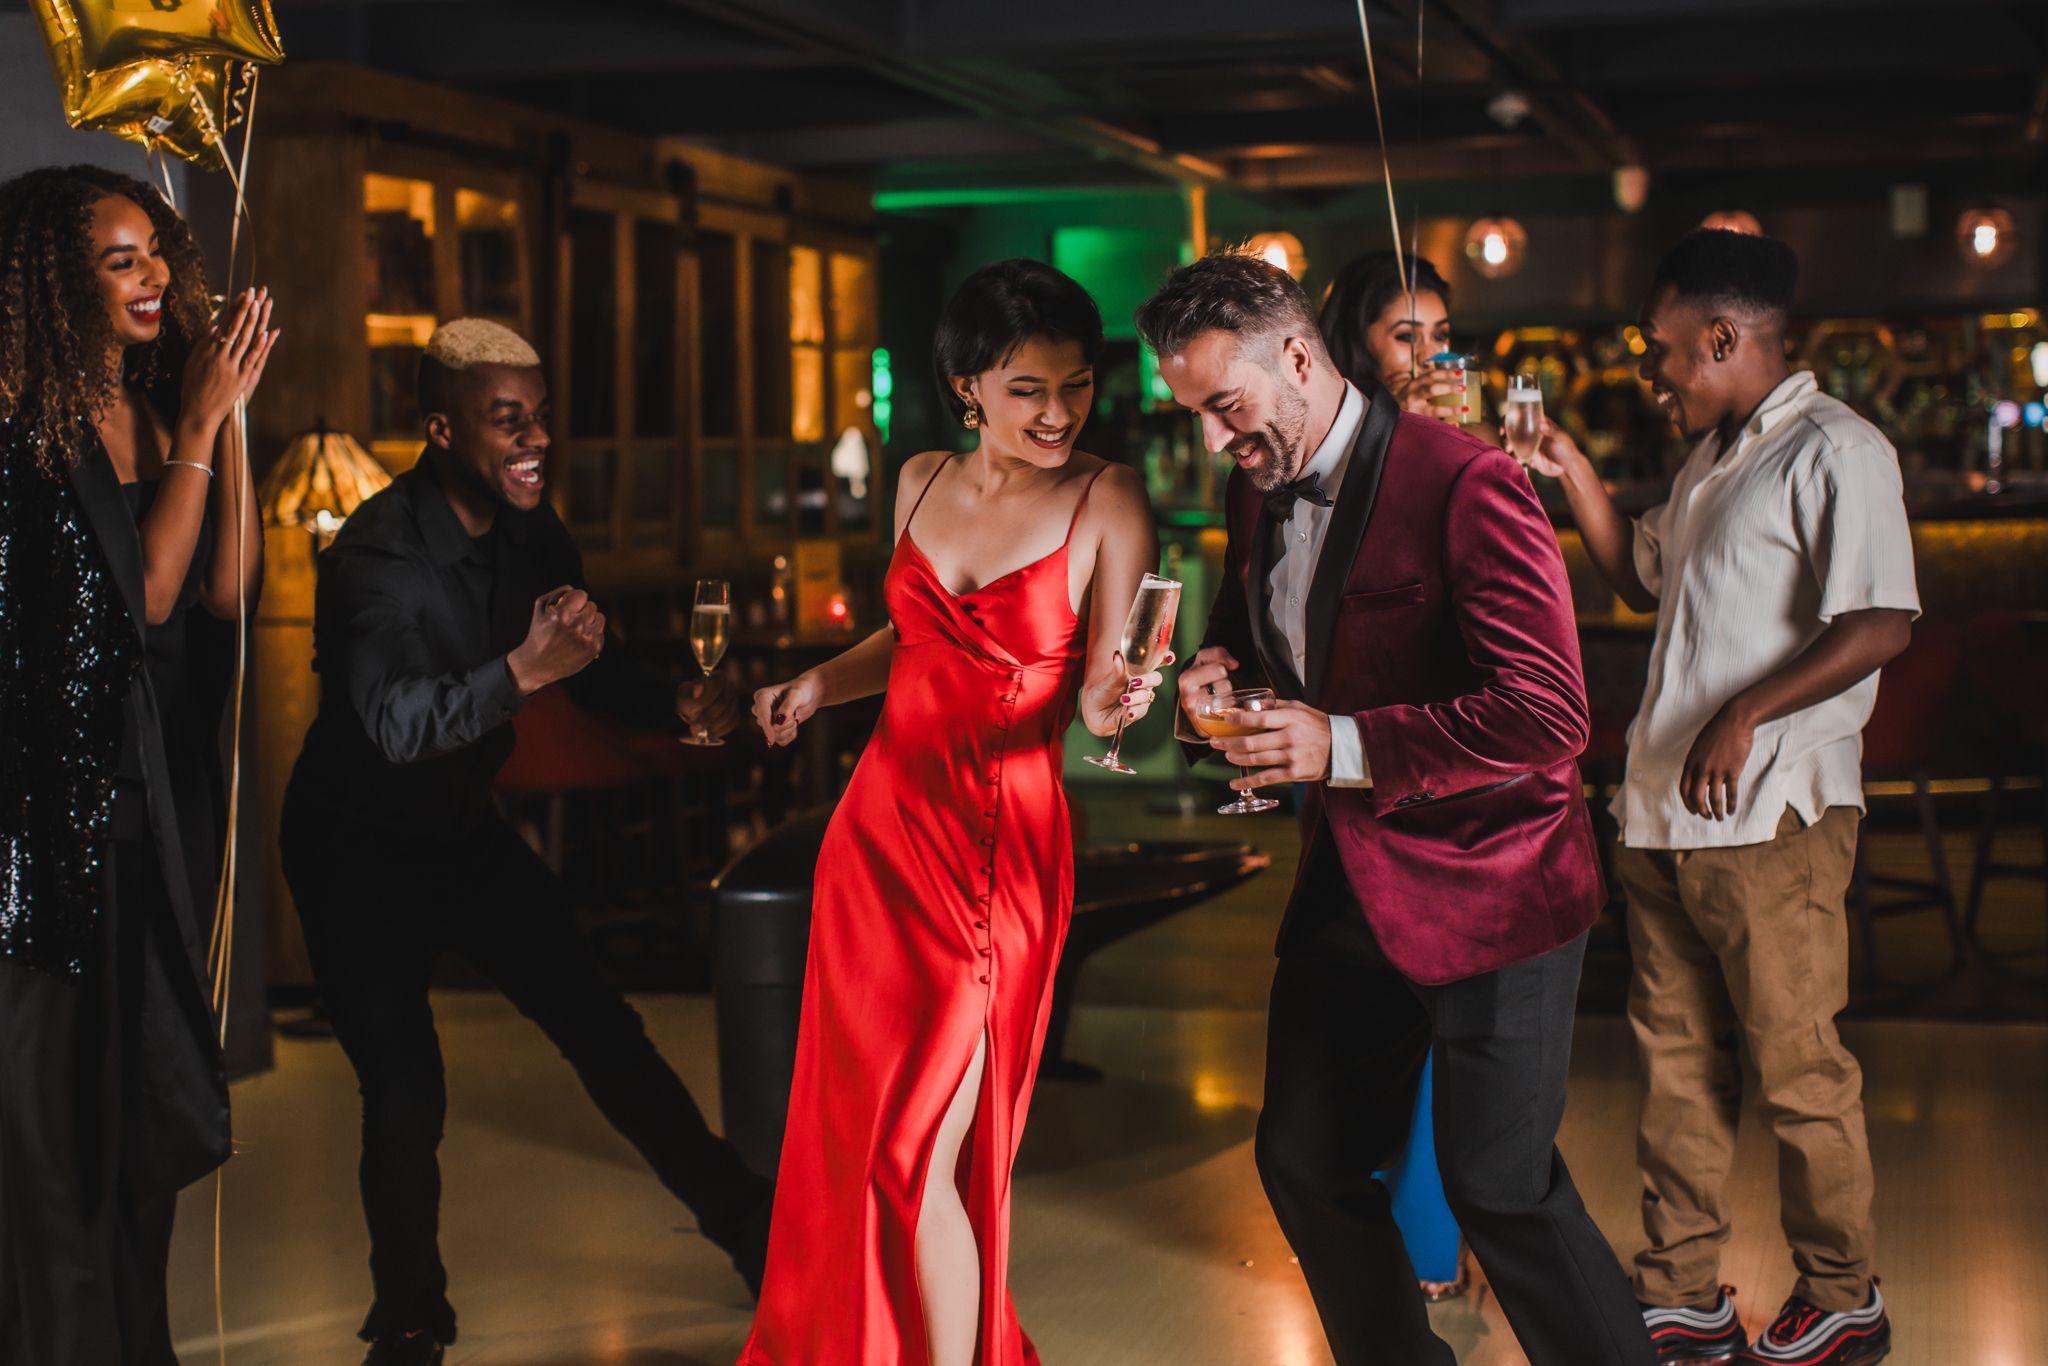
left=164, top=460, right=214, bottom=478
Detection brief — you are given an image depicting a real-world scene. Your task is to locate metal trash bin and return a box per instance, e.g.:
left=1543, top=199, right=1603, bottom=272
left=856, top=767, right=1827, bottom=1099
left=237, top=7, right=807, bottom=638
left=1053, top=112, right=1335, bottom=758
left=711, top=805, right=833, bottom=1178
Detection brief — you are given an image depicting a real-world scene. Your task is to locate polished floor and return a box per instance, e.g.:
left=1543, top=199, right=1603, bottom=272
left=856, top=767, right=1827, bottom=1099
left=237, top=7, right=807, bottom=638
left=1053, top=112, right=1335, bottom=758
left=170, top=800, right=2048, bottom=1365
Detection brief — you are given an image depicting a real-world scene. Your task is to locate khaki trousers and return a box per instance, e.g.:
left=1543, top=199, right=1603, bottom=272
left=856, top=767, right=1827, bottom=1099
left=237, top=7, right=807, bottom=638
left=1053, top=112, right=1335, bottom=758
left=1615, top=806, right=1875, bottom=1313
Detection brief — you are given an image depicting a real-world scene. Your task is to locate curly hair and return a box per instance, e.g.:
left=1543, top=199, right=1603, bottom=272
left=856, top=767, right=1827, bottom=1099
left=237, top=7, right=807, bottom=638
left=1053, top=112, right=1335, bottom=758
left=0, top=165, right=211, bottom=471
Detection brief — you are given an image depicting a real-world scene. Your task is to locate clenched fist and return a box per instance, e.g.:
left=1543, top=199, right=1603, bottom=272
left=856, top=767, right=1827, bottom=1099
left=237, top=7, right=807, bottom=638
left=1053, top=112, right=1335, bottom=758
left=506, top=585, right=605, bottom=694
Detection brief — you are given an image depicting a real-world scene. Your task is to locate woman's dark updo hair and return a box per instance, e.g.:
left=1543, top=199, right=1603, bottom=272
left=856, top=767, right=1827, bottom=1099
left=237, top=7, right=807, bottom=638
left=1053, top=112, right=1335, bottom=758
left=0, top=164, right=211, bottom=470
left=933, top=259, right=1104, bottom=423
left=1317, top=251, right=1452, bottom=390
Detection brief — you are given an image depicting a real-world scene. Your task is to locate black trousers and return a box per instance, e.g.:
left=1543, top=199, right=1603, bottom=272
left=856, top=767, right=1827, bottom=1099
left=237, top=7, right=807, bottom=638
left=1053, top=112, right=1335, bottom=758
left=281, top=796, right=768, bottom=1344
left=0, top=839, right=184, bottom=1366
left=1258, top=835, right=1653, bottom=1366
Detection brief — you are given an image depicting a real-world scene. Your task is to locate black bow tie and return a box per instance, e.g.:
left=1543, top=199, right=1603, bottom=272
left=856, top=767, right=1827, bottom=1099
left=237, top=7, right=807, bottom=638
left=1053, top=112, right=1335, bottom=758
left=1262, top=475, right=1333, bottom=521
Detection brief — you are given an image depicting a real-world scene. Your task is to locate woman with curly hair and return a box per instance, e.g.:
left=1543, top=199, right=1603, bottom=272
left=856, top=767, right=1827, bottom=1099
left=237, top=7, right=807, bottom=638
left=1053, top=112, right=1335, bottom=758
left=0, top=163, right=275, bottom=1365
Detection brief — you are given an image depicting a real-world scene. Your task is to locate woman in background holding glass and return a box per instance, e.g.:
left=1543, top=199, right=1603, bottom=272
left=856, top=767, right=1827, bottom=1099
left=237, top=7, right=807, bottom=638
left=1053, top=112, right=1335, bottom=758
left=741, top=260, right=1164, bottom=1366
left=1320, top=251, right=1462, bottom=418
left=1317, top=248, right=1471, bottom=1302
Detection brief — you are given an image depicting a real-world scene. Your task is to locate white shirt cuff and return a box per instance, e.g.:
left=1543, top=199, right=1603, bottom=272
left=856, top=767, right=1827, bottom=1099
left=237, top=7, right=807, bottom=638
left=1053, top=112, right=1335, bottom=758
left=1328, top=715, right=1371, bottom=788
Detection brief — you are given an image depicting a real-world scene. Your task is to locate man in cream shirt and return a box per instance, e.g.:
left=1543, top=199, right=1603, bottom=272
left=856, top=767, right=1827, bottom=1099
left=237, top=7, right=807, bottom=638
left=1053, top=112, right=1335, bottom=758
left=1537, top=229, right=1915, bottom=1366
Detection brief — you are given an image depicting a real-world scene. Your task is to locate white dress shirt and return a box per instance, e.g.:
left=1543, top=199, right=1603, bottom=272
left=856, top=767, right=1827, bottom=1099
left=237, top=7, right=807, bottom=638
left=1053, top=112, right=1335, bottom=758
left=1619, top=371, right=1920, bottom=849
left=1261, top=380, right=1371, bottom=788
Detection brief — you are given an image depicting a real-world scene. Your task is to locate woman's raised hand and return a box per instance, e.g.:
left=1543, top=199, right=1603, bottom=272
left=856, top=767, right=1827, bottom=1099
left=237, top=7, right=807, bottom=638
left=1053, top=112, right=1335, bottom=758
left=1381, top=365, right=1462, bottom=417
left=180, top=287, right=279, bottom=431
left=755, top=671, right=825, bottom=748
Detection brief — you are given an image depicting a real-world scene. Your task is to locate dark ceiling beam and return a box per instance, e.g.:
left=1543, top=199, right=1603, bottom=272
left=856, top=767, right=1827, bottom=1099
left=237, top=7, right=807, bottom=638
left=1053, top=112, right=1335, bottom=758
left=1428, top=0, right=1640, bottom=170
left=655, top=0, right=1234, bottom=187
left=295, top=4, right=814, bottom=79
left=706, top=118, right=1059, bottom=169
left=466, top=69, right=956, bottom=134
left=1549, top=21, right=2045, bottom=90
left=1494, top=0, right=2022, bottom=22
left=895, top=0, right=1385, bottom=64
left=1223, top=114, right=2036, bottom=188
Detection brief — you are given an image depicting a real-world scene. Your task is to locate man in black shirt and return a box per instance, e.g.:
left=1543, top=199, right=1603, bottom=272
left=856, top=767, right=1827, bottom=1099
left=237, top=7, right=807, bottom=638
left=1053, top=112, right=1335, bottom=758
left=281, top=320, right=767, bottom=1366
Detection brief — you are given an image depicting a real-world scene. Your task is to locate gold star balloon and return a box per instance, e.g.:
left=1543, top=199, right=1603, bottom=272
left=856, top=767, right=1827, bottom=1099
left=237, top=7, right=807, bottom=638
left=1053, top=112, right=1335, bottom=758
left=38, top=0, right=283, bottom=71
left=31, top=0, right=282, bottom=170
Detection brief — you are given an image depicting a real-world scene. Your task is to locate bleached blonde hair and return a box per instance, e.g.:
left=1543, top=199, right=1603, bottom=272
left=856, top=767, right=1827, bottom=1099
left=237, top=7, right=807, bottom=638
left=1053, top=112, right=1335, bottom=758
left=424, top=317, right=540, bottom=370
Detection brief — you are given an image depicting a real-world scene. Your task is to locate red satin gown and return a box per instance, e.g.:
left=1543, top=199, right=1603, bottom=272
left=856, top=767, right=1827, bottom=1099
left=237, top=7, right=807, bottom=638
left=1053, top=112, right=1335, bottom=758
left=740, top=460, right=1108, bottom=1366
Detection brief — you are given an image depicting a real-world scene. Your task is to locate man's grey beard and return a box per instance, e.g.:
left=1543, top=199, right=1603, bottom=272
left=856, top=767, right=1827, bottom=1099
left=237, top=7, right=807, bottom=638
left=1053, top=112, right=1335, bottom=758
left=1239, top=380, right=1312, bottom=492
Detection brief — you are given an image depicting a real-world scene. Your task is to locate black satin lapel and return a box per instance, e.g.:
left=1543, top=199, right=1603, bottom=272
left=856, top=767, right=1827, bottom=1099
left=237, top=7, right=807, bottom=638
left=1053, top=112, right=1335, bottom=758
left=1236, top=511, right=1286, bottom=696
left=64, top=440, right=148, bottom=643
left=1304, top=389, right=1397, bottom=702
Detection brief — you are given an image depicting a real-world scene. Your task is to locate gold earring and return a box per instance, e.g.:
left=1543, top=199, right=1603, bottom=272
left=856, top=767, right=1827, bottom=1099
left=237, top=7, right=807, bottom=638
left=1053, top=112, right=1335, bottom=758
left=962, top=404, right=981, bottom=430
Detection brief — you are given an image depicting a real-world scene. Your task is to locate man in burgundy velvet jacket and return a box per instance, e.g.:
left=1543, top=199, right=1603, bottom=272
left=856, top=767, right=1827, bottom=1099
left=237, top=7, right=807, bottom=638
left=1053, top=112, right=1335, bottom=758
left=1141, top=254, right=1652, bottom=1366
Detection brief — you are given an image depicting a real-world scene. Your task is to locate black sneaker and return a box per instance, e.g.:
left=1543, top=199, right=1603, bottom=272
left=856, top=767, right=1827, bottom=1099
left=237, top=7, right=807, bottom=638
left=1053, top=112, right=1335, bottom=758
left=1641, top=1286, right=1747, bottom=1365
left=362, top=1330, right=445, bottom=1366
left=1738, top=1283, right=1889, bottom=1366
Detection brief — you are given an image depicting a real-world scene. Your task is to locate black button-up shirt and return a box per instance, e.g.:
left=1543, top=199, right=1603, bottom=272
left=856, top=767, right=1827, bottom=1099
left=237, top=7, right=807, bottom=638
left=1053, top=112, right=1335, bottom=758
left=289, top=459, right=673, bottom=839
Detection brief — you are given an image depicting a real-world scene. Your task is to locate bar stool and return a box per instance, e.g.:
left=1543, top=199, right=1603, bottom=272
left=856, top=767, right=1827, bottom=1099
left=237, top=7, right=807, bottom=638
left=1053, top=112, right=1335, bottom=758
left=1964, top=612, right=2048, bottom=943
left=1850, top=621, right=1968, bottom=984
left=494, top=684, right=657, bottom=875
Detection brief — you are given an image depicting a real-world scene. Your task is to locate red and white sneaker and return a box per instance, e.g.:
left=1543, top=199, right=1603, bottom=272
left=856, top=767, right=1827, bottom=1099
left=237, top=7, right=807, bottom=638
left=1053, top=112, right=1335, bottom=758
left=1641, top=1285, right=1747, bottom=1365
left=1738, top=1283, right=1890, bottom=1366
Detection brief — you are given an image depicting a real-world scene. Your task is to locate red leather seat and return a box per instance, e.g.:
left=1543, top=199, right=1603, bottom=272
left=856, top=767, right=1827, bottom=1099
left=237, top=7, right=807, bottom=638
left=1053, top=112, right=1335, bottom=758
left=1852, top=621, right=1969, bottom=985
left=494, top=687, right=659, bottom=878
left=1962, top=612, right=2048, bottom=940
left=495, top=685, right=653, bottom=795
left=1864, top=622, right=1962, bottom=775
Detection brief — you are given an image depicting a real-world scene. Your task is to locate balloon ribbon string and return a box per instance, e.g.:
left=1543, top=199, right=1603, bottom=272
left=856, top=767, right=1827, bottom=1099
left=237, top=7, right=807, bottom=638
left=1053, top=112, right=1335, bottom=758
left=183, top=69, right=260, bottom=1366
left=230, top=69, right=260, bottom=295
left=149, top=144, right=179, bottom=214
left=1353, top=0, right=1409, bottom=344
left=1408, top=0, right=1425, bottom=379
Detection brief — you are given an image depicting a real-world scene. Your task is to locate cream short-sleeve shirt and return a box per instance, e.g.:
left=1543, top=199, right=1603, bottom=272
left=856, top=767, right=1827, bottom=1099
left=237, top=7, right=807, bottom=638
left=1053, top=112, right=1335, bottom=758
left=1618, top=371, right=1920, bottom=850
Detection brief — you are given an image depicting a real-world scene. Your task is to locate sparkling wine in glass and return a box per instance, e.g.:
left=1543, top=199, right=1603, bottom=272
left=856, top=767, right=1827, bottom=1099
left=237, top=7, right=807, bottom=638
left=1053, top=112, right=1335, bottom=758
left=1084, top=573, right=1181, bottom=775
left=680, top=578, right=730, bottom=747
left=1504, top=375, right=1544, bottom=467
left=1192, top=688, right=1283, bottom=814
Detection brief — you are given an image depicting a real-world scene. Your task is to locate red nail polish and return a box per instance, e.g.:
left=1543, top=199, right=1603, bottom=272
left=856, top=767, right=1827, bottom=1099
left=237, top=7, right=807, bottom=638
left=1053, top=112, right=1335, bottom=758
left=773, top=713, right=785, bottom=724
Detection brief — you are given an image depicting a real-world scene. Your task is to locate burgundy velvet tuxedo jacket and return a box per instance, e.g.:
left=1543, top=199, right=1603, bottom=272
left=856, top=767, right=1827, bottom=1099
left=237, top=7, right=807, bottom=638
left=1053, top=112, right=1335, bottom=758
left=1203, top=389, right=1602, bottom=985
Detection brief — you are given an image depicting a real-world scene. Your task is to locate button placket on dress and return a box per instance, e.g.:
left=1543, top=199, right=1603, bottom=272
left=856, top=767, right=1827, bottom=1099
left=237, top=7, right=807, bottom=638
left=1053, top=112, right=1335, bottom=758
left=975, top=667, right=1025, bottom=987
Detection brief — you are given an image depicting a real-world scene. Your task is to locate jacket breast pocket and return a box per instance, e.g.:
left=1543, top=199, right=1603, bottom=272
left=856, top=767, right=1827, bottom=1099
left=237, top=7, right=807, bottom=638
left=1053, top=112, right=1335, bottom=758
left=1339, top=581, right=1427, bottom=614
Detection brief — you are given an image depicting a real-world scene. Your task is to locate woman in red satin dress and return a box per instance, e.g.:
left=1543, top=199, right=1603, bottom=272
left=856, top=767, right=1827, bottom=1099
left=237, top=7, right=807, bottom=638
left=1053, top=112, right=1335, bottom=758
left=743, top=260, right=1162, bottom=1366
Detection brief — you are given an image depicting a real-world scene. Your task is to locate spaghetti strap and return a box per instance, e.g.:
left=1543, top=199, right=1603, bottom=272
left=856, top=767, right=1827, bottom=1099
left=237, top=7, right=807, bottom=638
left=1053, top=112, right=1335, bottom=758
left=1063, top=462, right=1113, bottom=543
left=902, top=453, right=955, bottom=538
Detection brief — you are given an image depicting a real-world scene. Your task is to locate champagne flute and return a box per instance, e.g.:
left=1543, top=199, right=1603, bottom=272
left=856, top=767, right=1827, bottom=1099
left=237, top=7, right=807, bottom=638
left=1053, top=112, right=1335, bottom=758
left=680, top=578, right=731, bottom=747
left=1504, top=375, right=1544, bottom=467
left=1085, top=572, right=1181, bottom=775
left=1191, top=688, right=1282, bottom=815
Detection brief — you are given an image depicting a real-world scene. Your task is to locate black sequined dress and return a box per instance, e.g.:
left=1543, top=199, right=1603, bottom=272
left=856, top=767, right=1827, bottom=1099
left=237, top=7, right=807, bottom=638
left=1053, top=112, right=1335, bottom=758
left=0, top=420, right=231, bottom=1364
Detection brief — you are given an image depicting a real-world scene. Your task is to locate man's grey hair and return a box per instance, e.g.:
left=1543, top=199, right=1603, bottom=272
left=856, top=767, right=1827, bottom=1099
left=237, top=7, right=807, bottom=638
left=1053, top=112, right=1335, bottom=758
left=1134, top=248, right=1330, bottom=364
